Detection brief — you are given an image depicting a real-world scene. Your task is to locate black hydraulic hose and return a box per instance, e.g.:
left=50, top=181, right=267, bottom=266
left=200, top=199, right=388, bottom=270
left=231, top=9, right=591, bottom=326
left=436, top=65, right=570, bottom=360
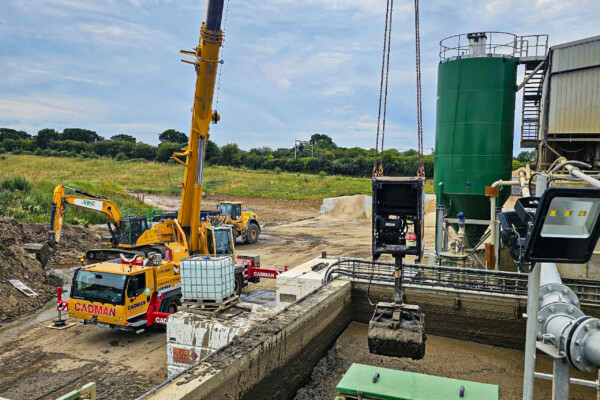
left=528, top=172, right=542, bottom=197
left=205, top=0, right=225, bottom=31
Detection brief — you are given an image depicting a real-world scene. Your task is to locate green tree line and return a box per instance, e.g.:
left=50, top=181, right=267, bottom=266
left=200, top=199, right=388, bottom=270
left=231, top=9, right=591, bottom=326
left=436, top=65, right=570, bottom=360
left=0, top=127, right=437, bottom=177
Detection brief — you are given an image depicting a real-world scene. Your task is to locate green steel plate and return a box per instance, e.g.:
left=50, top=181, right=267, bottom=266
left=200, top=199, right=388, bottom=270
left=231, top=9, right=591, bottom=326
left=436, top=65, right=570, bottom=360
left=335, top=364, right=499, bottom=400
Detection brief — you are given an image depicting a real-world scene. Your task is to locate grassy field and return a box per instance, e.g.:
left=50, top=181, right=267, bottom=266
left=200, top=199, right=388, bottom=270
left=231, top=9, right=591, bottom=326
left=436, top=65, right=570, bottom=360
left=0, top=154, right=433, bottom=224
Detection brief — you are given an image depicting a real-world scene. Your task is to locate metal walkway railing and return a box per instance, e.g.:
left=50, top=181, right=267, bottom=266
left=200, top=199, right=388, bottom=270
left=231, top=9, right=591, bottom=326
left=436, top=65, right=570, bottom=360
left=324, top=258, right=600, bottom=306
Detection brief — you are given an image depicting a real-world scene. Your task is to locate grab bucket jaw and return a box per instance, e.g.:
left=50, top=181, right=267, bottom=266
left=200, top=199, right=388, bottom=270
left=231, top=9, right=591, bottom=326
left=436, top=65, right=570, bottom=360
left=368, top=302, right=426, bottom=360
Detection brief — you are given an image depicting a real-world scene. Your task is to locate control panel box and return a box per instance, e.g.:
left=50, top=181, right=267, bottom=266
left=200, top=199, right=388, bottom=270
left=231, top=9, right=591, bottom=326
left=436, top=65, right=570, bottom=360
left=372, top=177, right=425, bottom=259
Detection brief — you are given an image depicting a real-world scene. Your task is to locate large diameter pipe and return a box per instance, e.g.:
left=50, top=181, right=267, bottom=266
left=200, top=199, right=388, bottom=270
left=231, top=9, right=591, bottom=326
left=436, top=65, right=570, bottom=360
left=536, top=263, right=600, bottom=373
left=566, top=165, right=600, bottom=188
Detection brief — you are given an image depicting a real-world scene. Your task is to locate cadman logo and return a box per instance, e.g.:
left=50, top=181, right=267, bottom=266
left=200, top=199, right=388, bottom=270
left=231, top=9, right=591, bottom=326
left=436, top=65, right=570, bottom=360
left=254, top=271, right=276, bottom=278
left=155, top=317, right=168, bottom=324
left=127, top=301, right=146, bottom=311
left=74, top=302, right=116, bottom=317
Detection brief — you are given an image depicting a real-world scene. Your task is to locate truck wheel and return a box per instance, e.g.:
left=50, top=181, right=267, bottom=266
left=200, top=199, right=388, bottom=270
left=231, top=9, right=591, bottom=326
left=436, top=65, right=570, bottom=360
left=234, top=273, right=244, bottom=296
left=161, top=298, right=179, bottom=314
left=247, top=223, right=259, bottom=244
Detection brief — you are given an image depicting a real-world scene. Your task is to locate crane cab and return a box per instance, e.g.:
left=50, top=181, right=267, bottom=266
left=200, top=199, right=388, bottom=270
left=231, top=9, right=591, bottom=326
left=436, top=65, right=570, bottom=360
left=206, top=225, right=235, bottom=257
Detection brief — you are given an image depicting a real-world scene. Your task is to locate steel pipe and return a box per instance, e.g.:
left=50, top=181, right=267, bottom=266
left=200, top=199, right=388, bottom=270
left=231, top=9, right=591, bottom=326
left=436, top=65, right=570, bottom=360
left=488, top=178, right=522, bottom=267
left=536, top=263, right=600, bottom=373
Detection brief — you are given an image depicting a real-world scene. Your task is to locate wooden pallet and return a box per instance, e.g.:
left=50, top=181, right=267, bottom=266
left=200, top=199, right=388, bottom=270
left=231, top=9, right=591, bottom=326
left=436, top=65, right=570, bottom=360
left=46, top=321, right=77, bottom=330
left=183, top=295, right=239, bottom=313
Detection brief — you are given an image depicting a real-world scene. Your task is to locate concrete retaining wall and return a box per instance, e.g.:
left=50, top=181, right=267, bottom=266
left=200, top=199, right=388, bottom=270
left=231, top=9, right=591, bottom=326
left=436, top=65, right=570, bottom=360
left=352, top=282, right=528, bottom=349
left=166, top=303, right=277, bottom=377
left=150, top=281, right=352, bottom=399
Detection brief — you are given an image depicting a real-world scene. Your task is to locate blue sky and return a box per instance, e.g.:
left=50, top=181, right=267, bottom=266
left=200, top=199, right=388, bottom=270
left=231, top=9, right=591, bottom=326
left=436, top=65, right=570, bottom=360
left=0, top=0, right=598, bottom=152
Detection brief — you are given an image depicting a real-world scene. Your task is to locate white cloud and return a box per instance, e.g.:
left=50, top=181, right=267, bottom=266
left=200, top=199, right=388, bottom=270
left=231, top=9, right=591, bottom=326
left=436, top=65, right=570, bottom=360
left=1, top=0, right=598, bottom=151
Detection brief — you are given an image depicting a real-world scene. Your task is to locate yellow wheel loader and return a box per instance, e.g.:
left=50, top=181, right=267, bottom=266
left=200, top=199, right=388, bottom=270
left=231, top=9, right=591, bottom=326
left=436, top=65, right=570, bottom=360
left=212, top=202, right=261, bottom=244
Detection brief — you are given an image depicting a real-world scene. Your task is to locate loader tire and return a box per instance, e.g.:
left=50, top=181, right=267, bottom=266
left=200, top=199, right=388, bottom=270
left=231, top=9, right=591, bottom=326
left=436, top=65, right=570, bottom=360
left=247, top=223, right=259, bottom=244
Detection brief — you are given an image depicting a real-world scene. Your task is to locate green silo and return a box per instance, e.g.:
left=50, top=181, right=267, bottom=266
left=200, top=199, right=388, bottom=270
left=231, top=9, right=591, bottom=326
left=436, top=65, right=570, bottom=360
left=434, top=34, right=518, bottom=246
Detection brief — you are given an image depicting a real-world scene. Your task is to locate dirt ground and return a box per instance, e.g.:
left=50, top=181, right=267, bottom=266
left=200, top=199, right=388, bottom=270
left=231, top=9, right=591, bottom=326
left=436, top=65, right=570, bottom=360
left=295, top=322, right=598, bottom=400
left=0, top=196, right=329, bottom=400
left=1, top=193, right=581, bottom=399
left=0, top=218, right=99, bottom=324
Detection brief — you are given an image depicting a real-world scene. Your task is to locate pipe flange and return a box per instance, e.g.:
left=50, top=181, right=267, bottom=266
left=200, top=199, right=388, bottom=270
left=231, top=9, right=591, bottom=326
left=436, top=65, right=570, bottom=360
left=539, top=284, right=579, bottom=308
left=536, top=303, right=583, bottom=343
left=568, top=316, right=600, bottom=373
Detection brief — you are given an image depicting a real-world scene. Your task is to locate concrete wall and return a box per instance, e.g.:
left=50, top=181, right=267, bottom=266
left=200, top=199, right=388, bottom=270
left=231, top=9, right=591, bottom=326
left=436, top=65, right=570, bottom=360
left=166, top=303, right=277, bottom=377
left=352, top=282, right=528, bottom=349
left=150, top=281, right=352, bottom=399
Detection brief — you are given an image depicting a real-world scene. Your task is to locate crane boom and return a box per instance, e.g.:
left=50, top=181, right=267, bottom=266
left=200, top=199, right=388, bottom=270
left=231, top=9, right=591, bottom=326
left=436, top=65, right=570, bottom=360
left=175, top=0, right=225, bottom=253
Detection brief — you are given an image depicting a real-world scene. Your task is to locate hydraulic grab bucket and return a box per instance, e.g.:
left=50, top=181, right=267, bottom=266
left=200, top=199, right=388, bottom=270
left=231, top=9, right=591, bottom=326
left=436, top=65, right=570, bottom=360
left=368, top=177, right=426, bottom=359
left=368, top=302, right=425, bottom=359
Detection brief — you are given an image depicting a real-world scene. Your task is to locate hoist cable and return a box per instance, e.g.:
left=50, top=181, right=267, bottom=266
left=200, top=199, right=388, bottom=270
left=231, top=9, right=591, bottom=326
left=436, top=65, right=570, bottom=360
left=414, top=0, right=425, bottom=177
left=214, top=0, right=230, bottom=110
left=373, top=0, right=393, bottom=178
left=373, top=0, right=391, bottom=177
left=378, top=0, right=394, bottom=177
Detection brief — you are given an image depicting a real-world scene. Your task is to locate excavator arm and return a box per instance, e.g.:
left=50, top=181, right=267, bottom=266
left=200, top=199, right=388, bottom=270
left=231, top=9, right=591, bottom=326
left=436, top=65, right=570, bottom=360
left=50, top=184, right=122, bottom=243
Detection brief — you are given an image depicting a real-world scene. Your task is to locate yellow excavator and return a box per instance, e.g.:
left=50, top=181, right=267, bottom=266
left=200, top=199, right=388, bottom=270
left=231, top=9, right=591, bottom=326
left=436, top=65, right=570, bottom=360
left=55, top=0, right=239, bottom=332
left=49, top=184, right=177, bottom=261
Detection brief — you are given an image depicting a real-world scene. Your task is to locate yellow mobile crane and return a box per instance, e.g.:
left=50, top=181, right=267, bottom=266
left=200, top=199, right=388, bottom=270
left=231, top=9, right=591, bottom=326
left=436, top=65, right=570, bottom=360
left=57, top=0, right=235, bottom=332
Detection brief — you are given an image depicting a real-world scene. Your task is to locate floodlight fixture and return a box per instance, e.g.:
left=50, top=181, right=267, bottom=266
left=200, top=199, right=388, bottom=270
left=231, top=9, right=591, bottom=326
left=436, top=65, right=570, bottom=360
left=501, top=187, right=600, bottom=265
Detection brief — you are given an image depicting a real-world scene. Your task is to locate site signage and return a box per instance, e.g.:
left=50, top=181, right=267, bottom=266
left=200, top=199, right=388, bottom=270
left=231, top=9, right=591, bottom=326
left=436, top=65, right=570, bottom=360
left=73, top=198, right=104, bottom=211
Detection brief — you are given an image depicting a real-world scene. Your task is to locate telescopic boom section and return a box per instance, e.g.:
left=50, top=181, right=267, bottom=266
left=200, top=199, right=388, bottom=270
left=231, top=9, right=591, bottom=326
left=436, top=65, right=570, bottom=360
left=176, top=0, right=224, bottom=253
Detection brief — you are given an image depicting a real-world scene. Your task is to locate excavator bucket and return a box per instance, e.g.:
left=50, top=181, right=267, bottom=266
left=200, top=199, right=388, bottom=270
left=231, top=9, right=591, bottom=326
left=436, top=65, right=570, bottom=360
left=368, top=302, right=426, bottom=360
left=23, top=241, right=54, bottom=268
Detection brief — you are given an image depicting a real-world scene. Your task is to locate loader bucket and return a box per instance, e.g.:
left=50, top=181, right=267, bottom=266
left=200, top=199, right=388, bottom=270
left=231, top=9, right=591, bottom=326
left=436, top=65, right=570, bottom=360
left=368, top=302, right=426, bottom=360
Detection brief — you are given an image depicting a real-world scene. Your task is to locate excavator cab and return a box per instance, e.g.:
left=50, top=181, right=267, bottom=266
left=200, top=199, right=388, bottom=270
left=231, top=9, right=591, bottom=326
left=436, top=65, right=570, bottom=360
left=117, top=216, right=149, bottom=246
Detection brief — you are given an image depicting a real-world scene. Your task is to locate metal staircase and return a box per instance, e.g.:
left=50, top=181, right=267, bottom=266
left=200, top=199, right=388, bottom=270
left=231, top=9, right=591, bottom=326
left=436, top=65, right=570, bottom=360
left=520, top=61, right=546, bottom=148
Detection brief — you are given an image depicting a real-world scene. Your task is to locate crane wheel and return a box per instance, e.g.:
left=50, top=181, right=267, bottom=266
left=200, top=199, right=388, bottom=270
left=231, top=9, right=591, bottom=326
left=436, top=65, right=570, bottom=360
left=247, top=223, right=259, bottom=244
left=161, top=298, right=179, bottom=315
left=234, top=273, right=244, bottom=296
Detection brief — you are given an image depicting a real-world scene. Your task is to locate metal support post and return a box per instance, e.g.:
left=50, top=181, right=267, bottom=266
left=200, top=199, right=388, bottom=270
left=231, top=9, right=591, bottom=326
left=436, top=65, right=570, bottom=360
left=394, top=256, right=403, bottom=304
left=443, top=221, right=449, bottom=252
left=553, top=357, right=570, bottom=400
left=523, top=262, right=541, bottom=400
left=435, top=205, right=444, bottom=256
left=494, top=206, right=501, bottom=268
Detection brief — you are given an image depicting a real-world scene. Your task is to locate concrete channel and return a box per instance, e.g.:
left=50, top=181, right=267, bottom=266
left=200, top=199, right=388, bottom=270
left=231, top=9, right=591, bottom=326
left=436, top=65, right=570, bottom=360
left=144, top=256, right=600, bottom=399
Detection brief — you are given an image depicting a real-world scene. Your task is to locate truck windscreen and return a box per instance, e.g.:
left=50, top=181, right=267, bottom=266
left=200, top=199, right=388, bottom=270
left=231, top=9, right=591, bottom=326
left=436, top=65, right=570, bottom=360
left=214, top=230, right=233, bottom=255
left=71, top=271, right=127, bottom=305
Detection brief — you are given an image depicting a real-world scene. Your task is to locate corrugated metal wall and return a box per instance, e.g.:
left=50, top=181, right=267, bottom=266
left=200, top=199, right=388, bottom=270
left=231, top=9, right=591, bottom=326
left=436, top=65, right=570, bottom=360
left=548, top=36, right=600, bottom=135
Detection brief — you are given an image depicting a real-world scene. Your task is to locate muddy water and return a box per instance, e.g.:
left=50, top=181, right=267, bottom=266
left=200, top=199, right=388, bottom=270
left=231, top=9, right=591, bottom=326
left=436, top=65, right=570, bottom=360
left=295, top=322, right=597, bottom=400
